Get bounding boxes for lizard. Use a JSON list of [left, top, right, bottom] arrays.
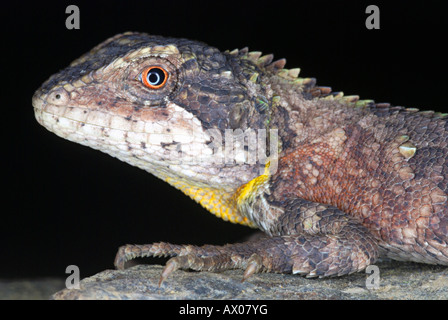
[[32, 32, 448, 285]]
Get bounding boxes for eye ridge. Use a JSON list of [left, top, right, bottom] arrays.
[[141, 66, 168, 89]]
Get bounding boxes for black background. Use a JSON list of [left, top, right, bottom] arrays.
[[1, 0, 447, 279]]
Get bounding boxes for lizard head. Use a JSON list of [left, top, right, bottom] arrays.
[[32, 33, 277, 197], [32, 32, 289, 225]]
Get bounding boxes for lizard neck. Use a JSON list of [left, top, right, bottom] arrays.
[[165, 176, 252, 226], [159, 161, 276, 229], [267, 77, 370, 151], [145, 160, 263, 227]]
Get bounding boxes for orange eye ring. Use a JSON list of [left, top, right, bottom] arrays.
[[141, 66, 168, 89]]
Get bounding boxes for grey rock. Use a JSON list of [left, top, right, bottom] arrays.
[[52, 260, 448, 300], [0, 278, 65, 300]]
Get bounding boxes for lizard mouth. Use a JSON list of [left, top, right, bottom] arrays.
[[31, 86, 215, 173], [32, 91, 52, 131], [32, 88, 77, 140]]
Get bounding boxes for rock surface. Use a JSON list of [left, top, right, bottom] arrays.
[[0, 278, 65, 300], [52, 260, 448, 300]]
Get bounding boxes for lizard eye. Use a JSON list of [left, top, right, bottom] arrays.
[[141, 66, 168, 89]]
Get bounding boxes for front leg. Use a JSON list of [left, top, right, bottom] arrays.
[[114, 199, 379, 285]]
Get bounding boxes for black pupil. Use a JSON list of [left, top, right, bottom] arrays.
[[147, 68, 165, 86]]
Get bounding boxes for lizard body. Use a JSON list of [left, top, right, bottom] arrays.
[[33, 32, 448, 282]]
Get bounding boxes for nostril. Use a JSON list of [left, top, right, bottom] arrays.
[[47, 87, 69, 105]]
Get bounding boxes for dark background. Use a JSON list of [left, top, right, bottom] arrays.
[[1, 0, 447, 279]]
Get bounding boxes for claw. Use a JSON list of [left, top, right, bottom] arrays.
[[242, 253, 263, 282], [114, 245, 136, 270], [114, 251, 126, 270], [159, 258, 178, 287]]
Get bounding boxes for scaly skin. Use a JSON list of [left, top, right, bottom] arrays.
[[33, 32, 448, 284]]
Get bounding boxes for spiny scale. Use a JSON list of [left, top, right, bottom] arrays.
[[229, 47, 378, 108], [230, 47, 447, 116]]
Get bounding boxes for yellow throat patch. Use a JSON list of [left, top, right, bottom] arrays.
[[165, 162, 271, 228]]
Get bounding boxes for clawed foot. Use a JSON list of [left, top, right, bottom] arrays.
[[157, 252, 264, 286], [114, 228, 378, 286], [114, 242, 267, 286]]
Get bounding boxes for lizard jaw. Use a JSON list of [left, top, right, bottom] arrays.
[[33, 88, 263, 226]]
